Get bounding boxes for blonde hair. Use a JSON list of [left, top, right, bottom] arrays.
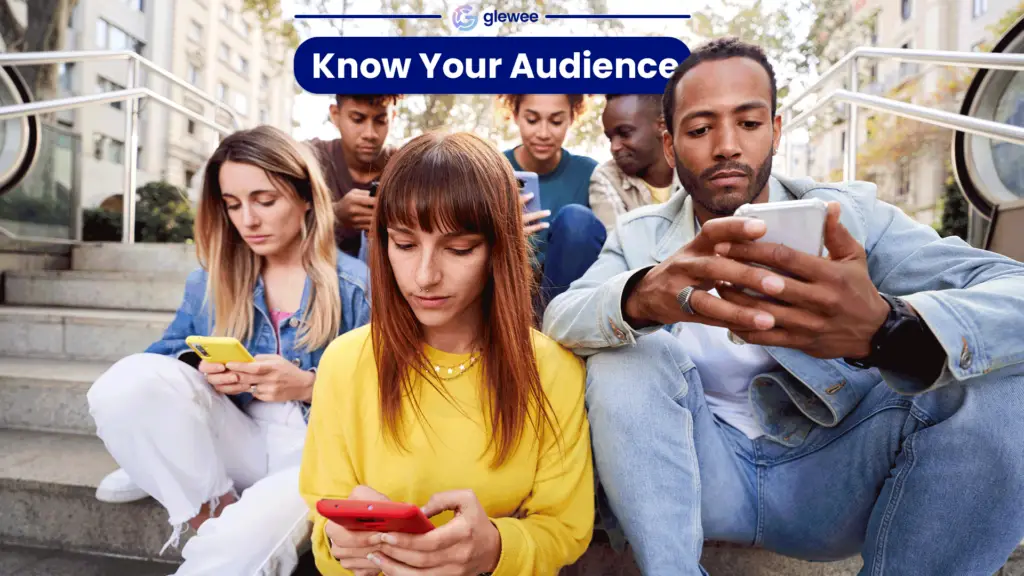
[[195, 125, 341, 351]]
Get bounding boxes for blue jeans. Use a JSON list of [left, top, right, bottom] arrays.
[[586, 330, 1024, 576], [538, 204, 606, 309]]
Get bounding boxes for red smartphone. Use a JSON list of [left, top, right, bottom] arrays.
[[317, 499, 435, 534]]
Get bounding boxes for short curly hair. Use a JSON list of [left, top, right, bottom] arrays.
[[335, 94, 402, 107], [662, 37, 777, 135], [497, 94, 588, 120]]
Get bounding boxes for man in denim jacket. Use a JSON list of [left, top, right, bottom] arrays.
[[543, 37, 1024, 575]]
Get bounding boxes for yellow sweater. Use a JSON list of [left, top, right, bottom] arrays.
[[299, 325, 594, 576]]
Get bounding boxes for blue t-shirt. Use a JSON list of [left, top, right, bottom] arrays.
[[503, 147, 598, 262]]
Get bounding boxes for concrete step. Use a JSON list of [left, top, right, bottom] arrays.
[[0, 429, 182, 562], [0, 306, 172, 362], [0, 543, 175, 575], [72, 243, 197, 274], [3, 270, 189, 312], [0, 251, 70, 272], [0, 357, 109, 435]]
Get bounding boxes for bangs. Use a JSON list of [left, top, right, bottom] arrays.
[[378, 142, 511, 241]]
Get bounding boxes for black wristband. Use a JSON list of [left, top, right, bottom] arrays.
[[846, 294, 946, 383]]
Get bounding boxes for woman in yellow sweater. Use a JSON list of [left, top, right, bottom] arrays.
[[299, 131, 594, 576]]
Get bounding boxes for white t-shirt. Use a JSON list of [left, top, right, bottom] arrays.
[[671, 289, 778, 439]]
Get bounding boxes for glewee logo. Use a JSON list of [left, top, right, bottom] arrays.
[[451, 5, 478, 31]]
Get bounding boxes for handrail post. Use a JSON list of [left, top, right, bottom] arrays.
[[845, 57, 859, 181], [122, 58, 140, 244]]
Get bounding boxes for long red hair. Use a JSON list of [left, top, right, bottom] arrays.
[[368, 131, 555, 467]]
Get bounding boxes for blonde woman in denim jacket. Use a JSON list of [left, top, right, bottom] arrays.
[[87, 126, 370, 575]]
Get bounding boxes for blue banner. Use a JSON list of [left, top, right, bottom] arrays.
[[293, 36, 690, 94]]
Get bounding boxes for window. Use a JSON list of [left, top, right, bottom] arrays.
[[96, 19, 145, 54], [219, 43, 230, 62], [189, 20, 203, 42], [187, 63, 201, 87], [260, 73, 269, 90], [217, 82, 227, 101], [95, 19, 108, 47], [237, 55, 249, 76], [234, 92, 249, 115], [897, 159, 911, 199], [974, 0, 988, 17], [185, 169, 196, 188], [93, 134, 105, 160], [97, 76, 126, 109], [125, 0, 144, 11], [259, 108, 269, 125], [840, 131, 846, 155], [187, 119, 197, 135], [241, 20, 252, 36], [972, 41, 986, 52], [109, 139, 125, 164], [221, 5, 233, 23], [58, 63, 74, 94], [901, 0, 912, 20]]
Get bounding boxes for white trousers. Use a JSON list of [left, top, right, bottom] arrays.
[[87, 353, 312, 576]]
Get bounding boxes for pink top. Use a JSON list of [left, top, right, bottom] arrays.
[[270, 310, 293, 354]]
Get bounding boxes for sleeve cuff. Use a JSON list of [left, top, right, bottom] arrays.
[[602, 267, 662, 343], [886, 291, 983, 393], [490, 517, 527, 576]]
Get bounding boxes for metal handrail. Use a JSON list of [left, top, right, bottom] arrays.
[[779, 47, 1024, 182], [0, 50, 242, 129], [0, 50, 245, 245]]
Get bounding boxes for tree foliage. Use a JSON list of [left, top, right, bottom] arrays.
[[0, 0, 79, 101], [83, 181, 195, 243]]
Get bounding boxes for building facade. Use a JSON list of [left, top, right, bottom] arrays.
[[804, 0, 1020, 226], [57, 0, 296, 208]]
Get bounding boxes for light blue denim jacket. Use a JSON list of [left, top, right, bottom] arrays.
[[543, 174, 1024, 447], [145, 251, 371, 420]]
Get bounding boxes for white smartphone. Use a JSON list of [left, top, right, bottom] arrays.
[[726, 198, 829, 345], [733, 198, 829, 260]]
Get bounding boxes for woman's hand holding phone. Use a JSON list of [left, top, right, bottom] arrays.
[[369, 489, 501, 576], [519, 192, 550, 237], [201, 355, 314, 402], [326, 486, 392, 576]]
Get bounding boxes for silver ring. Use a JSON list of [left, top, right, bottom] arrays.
[[676, 286, 697, 315], [249, 385, 258, 395]]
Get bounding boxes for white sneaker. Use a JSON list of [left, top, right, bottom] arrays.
[[95, 468, 148, 503]]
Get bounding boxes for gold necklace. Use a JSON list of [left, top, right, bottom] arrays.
[[432, 350, 481, 380]]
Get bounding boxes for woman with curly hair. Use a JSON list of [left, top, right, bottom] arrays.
[[498, 94, 607, 315]]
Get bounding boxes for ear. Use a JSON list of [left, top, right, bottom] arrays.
[[662, 129, 676, 169], [329, 103, 341, 127]]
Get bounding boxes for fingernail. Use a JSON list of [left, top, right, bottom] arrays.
[[714, 242, 730, 255], [524, 192, 534, 199], [542, 210, 552, 217], [381, 533, 397, 544], [744, 219, 766, 234], [369, 533, 383, 545], [541, 222, 550, 228], [761, 276, 785, 294], [367, 553, 381, 565], [754, 313, 775, 329]]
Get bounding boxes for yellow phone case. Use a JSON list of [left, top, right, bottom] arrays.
[[185, 336, 255, 364]]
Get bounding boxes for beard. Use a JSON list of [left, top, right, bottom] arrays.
[[675, 151, 774, 217]]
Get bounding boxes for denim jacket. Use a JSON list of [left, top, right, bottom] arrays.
[[543, 174, 1024, 447], [145, 251, 371, 419]]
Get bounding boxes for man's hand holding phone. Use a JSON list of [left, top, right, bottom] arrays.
[[714, 201, 890, 359], [336, 188, 377, 231], [369, 489, 501, 576], [623, 216, 781, 332]]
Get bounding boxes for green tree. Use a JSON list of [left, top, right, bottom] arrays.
[[0, 0, 80, 101], [939, 171, 970, 240], [83, 181, 195, 243]]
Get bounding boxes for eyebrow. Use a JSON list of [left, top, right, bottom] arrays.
[[679, 101, 769, 125], [222, 189, 277, 199], [524, 108, 566, 117]]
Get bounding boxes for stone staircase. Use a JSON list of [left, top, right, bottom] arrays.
[[0, 242, 1020, 575], [0, 243, 193, 571]]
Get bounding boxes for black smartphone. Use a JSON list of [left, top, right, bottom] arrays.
[[368, 181, 380, 197]]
